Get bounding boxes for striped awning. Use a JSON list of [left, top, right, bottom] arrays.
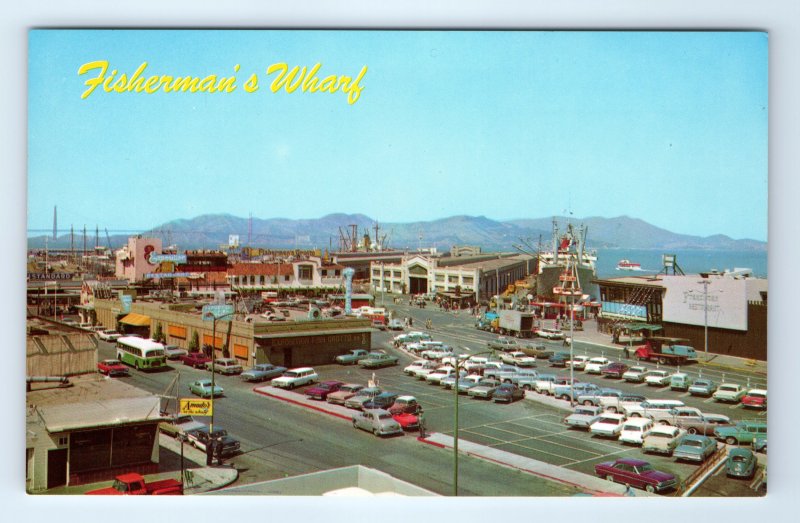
[[119, 313, 151, 326]]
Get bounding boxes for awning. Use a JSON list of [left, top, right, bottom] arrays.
[[119, 313, 152, 326], [621, 323, 662, 332], [254, 328, 372, 340]]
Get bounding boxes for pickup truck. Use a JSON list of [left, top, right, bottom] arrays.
[[634, 337, 698, 365], [185, 426, 241, 456], [334, 349, 372, 365], [85, 473, 182, 495], [158, 414, 206, 439], [535, 375, 576, 395], [359, 353, 399, 369]]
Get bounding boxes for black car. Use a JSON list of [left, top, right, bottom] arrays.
[[362, 392, 400, 410], [185, 426, 241, 457], [493, 383, 525, 403], [548, 352, 571, 367]]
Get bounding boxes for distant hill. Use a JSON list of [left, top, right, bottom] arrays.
[[28, 214, 767, 252]]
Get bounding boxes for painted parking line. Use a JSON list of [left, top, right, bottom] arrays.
[[566, 446, 637, 467]]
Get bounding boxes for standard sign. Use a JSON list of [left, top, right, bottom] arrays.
[[180, 398, 213, 416]]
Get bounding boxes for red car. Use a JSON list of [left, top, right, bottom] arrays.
[[741, 389, 767, 409], [305, 380, 345, 400], [97, 359, 129, 377], [601, 362, 630, 379], [181, 352, 212, 369], [594, 458, 677, 493], [392, 412, 420, 430], [388, 395, 421, 415]]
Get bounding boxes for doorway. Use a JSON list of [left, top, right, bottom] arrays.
[[47, 448, 68, 489]]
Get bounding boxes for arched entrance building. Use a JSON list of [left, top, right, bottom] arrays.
[[408, 263, 429, 295]]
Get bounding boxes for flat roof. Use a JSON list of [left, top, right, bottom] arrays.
[[36, 396, 163, 433], [254, 327, 373, 340]]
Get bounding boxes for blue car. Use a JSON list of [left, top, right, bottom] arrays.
[[548, 352, 570, 367], [553, 382, 600, 402]]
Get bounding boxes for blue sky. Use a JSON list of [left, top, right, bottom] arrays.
[[28, 30, 768, 241]]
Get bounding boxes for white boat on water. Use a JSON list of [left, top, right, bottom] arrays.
[[616, 259, 642, 271]]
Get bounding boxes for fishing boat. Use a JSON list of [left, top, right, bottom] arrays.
[[616, 259, 642, 271]]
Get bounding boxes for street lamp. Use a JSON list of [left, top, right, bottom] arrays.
[[452, 349, 495, 496], [203, 310, 235, 433]]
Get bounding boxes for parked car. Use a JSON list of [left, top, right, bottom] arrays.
[[651, 406, 703, 426], [305, 380, 345, 400], [752, 435, 767, 454], [334, 349, 371, 365], [590, 413, 627, 438], [741, 389, 767, 409], [645, 370, 672, 387], [619, 418, 655, 446], [601, 361, 629, 379], [548, 352, 571, 367], [622, 365, 649, 383], [188, 379, 223, 398], [642, 425, 686, 456], [97, 359, 129, 377], [563, 405, 602, 430], [352, 409, 404, 437], [344, 387, 383, 410], [487, 336, 519, 351], [360, 353, 400, 369], [205, 358, 243, 375], [493, 383, 525, 403], [554, 382, 601, 402], [392, 411, 420, 430], [426, 367, 461, 385], [387, 319, 404, 331], [325, 383, 364, 405], [537, 328, 565, 340], [445, 375, 485, 393], [712, 383, 748, 403], [675, 413, 733, 436], [669, 372, 691, 391], [600, 393, 648, 414], [468, 378, 501, 399], [362, 392, 400, 411], [181, 352, 212, 369], [577, 388, 622, 407], [185, 426, 240, 456], [688, 378, 717, 397], [566, 355, 589, 370], [240, 363, 288, 382], [97, 329, 122, 342], [163, 345, 188, 360], [404, 360, 437, 376], [388, 395, 421, 415], [270, 367, 318, 389], [594, 458, 678, 493], [714, 420, 767, 445], [499, 351, 537, 367], [584, 357, 610, 374], [726, 448, 757, 479], [158, 414, 205, 439], [673, 435, 718, 462]]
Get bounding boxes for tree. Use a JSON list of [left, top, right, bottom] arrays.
[[189, 331, 199, 352], [153, 323, 165, 344]]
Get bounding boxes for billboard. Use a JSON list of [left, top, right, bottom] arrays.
[[661, 276, 747, 331], [180, 398, 213, 416]]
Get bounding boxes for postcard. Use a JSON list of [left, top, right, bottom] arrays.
[[25, 29, 767, 500]]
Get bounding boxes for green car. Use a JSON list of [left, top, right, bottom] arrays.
[[359, 353, 399, 369], [713, 420, 767, 445], [726, 448, 757, 478], [189, 379, 224, 398]]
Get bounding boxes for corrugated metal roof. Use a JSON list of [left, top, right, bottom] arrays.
[[119, 312, 151, 326], [37, 396, 163, 433]]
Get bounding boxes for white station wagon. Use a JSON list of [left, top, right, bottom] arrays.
[[270, 367, 318, 389]]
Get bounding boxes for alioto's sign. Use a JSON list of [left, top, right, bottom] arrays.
[[180, 398, 213, 416]]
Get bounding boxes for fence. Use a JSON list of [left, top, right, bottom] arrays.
[[676, 445, 728, 496]]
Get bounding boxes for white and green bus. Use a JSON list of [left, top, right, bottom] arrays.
[[116, 336, 168, 370]]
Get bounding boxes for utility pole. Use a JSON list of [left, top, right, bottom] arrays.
[[698, 279, 710, 355]]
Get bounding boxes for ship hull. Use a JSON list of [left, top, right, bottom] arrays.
[[536, 265, 598, 301]]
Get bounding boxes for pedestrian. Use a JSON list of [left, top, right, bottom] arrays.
[[205, 438, 215, 466], [418, 407, 426, 438], [215, 437, 225, 466], [409, 317, 413, 327], [624, 484, 635, 497], [623, 346, 630, 359]]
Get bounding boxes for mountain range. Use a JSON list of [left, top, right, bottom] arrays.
[[30, 214, 767, 252]]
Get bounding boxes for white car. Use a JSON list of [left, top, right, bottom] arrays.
[[584, 357, 610, 374], [566, 355, 589, 370], [622, 365, 649, 383], [403, 360, 435, 376], [645, 370, 672, 387], [500, 351, 537, 367], [97, 329, 121, 341], [426, 367, 460, 385], [413, 364, 451, 380], [712, 383, 748, 403], [642, 425, 686, 455], [421, 347, 454, 360], [270, 367, 318, 389], [537, 328, 565, 340], [589, 413, 627, 437], [619, 418, 655, 445]]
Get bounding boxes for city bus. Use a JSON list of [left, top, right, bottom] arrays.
[[115, 336, 168, 370]]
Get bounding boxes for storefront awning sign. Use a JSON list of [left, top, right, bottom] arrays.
[[180, 398, 213, 416]]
